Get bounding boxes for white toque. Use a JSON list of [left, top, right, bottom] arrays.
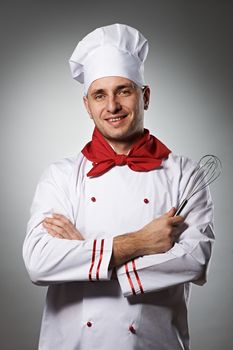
[[69, 23, 148, 94]]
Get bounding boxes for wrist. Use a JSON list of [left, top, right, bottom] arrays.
[[110, 230, 144, 268], [130, 229, 145, 257]]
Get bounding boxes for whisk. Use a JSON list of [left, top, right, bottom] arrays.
[[175, 154, 222, 216]]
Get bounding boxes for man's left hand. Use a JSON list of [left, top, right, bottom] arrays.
[[43, 214, 84, 240]]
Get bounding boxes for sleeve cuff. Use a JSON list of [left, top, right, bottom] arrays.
[[117, 259, 145, 297], [88, 238, 113, 281]]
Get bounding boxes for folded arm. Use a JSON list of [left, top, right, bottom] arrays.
[[23, 162, 113, 285], [115, 165, 215, 296], [23, 157, 214, 294]]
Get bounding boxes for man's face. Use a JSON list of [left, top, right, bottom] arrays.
[[83, 76, 150, 145]]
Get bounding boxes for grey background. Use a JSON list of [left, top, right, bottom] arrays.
[[0, 1, 232, 349]]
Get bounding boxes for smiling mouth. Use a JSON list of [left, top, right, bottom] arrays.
[[106, 115, 128, 123]]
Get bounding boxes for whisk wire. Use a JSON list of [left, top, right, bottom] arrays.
[[189, 160, 216, 198], [175, 155, 222, 215]]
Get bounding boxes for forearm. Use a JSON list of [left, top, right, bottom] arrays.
[[110, 208, 183, 268], [117, 224, 215, 297], [110, 229, 168, 268], [23, 223, 113, 285], [115, 192, 214, 297], [109, 231, 143, 268], [32, 206, 183, 282]]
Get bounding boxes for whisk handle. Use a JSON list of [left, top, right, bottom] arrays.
[[175, 199, 188, 216]]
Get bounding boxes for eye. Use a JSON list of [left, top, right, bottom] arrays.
[[118, 88, 131, 96], [94, 94, 105, 101]]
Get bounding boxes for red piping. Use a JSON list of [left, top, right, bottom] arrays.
[[96, 239, 104, 280], [89, 239, 97, 281]]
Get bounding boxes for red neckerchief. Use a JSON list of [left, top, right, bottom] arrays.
[[82, 127, 171, 177]]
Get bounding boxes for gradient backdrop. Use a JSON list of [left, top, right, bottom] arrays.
[[0, 1, 232, 349]]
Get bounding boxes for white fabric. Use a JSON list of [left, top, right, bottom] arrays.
[[69, 23, 148, 93], [23, 152, 214, 350]]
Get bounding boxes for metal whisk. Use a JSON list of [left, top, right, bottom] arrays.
[[175, 155, 222, 216]]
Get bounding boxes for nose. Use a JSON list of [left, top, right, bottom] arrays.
[[106, 95, 122, 114]]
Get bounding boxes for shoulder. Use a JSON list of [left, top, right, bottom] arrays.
[[161, 153, 198, 187], [163, 152, 197, 173], [39, 153, 86, 183]]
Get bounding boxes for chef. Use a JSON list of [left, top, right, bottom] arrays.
[[23, 23, 214, 350]]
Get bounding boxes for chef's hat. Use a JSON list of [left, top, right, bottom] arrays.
[[69, 23, 148, 94]]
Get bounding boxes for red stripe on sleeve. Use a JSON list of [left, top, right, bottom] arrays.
[[89, 239, 97, 281], [132, 259, 144, 294], [125, 263, 136, 295], [96, 239, 104, 280]]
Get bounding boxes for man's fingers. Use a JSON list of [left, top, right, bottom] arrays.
[[51, 214, 76, 233], [45, 227, 64, 239], [163, 208, 184, 225], [44, 217, 74, 238], [163, 207, 176, 218], [43, 216, 84, 240], [44, 217, 69, 229], [171, 215, 184, 226], [52, 214, 72, 226], [43, 221, 68, 237]]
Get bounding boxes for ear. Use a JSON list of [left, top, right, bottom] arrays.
[[83, 96, 93, 119], [143, 86, 150, 110]]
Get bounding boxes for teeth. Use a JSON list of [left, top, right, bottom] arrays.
[[109, 117, 124, 122]]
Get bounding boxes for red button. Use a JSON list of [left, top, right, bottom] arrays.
[[91, 197, 96, 202], [144, 198, 149, 204], [129, 325, 136, 334], [87, 321, 92, 327]]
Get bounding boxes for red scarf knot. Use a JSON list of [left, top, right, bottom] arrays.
[[82, 127, 171, 177], [115, 154, 128, 166]]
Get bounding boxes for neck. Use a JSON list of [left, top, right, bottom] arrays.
[[105, 130, 145, 155]]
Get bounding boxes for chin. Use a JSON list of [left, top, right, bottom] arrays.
[[107, 130, 137, 144], [107, 127, 129, 137]]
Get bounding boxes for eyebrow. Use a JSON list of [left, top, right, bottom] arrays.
[[90, 89, 105, 97], [90, 83, 136, 97]]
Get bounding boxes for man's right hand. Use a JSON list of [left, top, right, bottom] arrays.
[[137, 207, 184, 256]]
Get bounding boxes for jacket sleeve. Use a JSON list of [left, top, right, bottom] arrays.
[[23, 158, 113, 286], [116, 156, 215, 297]]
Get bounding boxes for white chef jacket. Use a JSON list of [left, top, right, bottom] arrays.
[[23, 152, 214, 350]]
